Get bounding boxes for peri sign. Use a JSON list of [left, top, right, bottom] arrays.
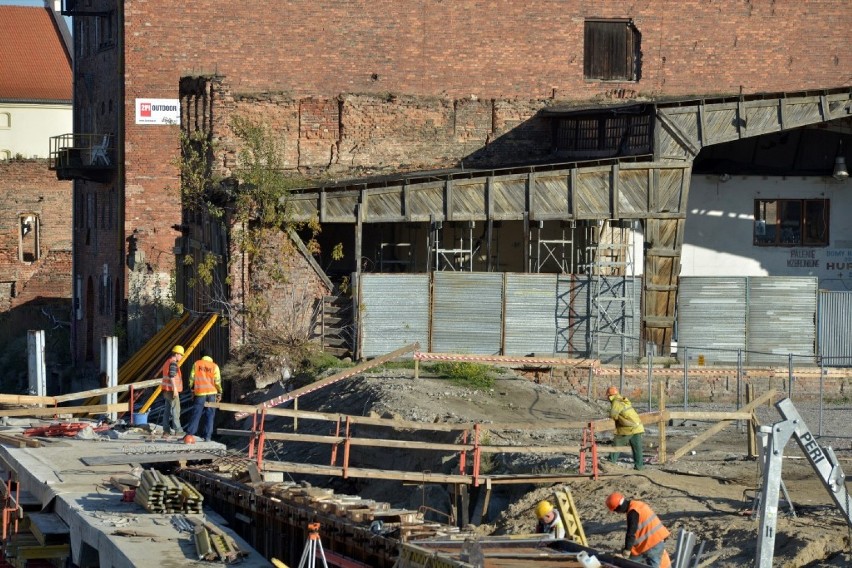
[[135, 98, 180, 125]]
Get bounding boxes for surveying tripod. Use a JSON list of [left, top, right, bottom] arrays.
[[297, 522, 329, 568]]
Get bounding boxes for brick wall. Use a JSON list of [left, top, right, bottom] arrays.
[[0, 160, 72, 308], [127, 1, 850, 100]]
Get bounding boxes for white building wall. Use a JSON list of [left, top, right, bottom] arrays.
[[0, 103, 72, 159], [682, 175, 852, 290]]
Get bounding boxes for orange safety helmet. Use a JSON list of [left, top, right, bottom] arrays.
[[606, 385, 619, 397], [182, 433, 196, 445], [606, 492, 625, 512]]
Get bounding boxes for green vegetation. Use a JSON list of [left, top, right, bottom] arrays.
[[430, 362, 494, 389]]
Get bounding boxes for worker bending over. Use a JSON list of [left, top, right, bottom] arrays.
[[606, 385, 645, 470], [534, 500, 566, 539], [606, 492, 671, 568]]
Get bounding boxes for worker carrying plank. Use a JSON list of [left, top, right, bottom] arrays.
[[606, 492, 671, 568], [606, 386, 645, 470]]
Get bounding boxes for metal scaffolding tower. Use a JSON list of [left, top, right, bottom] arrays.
[[586, 220, 637, 364]]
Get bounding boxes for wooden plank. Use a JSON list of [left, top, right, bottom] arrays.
[[0, 394, 55, 405], [0, 403, 128, 418], [53, 378, 161, 404], [671, 390, 777, 461], [667, 411, 753, 421], [28, 513, 69, 546]]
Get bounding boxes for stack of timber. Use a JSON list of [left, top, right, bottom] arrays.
[[261, 482, 456, 542], [188, 517, 248, 563], [135, 469, 203, 513]]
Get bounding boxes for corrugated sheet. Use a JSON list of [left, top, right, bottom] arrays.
[[432, 272, 503, 354], [503, 274, 558, 356], [360, 274, 430, 358], [818, 291, 852, 367], [747, 277, 816, 365], [677, 277, 747, 365]]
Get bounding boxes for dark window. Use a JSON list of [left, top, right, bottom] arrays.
[[754, 199, 829, 247], [97, 13, 114, 50], [584, 20, 640, 81]]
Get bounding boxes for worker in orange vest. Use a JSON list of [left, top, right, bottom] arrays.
[[606, 492, 671, 568], [185, 349, 222, 442], [160, 345, 185, 436]]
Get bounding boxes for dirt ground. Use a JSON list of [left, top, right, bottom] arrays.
[[236, 367, 852, 567]]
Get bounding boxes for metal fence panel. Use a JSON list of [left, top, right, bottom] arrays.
[[360, 274, 430, 358], [818, 291, 852, 367], [503, 274, 558, 356], [677, 277, 747, 365], [747, 277, 817, 365], [432, 272, 503, 354]]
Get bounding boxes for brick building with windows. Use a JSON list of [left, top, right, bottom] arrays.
[[0, 4, 73, 390], [54, 1, 851, 371]]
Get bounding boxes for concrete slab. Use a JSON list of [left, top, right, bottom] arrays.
[[0, 431, 272, 567]]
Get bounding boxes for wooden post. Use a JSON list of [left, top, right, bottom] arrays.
[[658, 380, 667, 464], [746, 384, 756, 458], [293, 397, 299, 432], [414, 356, 420, 379]]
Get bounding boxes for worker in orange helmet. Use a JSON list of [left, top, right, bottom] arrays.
[[606, 385, 645, 470], [606, 492, 671, 568], [160, 345, 185, 436], [533, 500, 565, 539]]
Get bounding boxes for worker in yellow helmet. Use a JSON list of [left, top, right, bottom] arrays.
[[160, 345, 185, 436], [606, 385, 645, 470], [185, 349, 222, 442], [534, 500, 565, 539]]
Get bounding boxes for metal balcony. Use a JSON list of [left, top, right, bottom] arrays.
[[49, 133, 116, 182]]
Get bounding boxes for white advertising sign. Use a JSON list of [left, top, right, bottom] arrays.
[[135, 98, 180, 125]]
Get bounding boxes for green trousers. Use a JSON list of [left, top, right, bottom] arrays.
[[611, 433, 644, 470]]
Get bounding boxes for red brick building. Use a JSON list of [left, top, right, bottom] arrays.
[[55, 1, 851, 367]]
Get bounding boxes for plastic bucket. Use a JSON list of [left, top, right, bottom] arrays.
[[132, 412, 149, 425]]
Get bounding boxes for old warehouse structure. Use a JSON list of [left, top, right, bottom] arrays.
[[49, 1, 851, 375]]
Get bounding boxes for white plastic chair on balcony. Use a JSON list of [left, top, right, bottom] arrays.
[[90, 135, 111, 166]]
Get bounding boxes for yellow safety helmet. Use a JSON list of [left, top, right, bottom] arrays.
[[535, 500, 554, 519], [172, 345, 185, 355]]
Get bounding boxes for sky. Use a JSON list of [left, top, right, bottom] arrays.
[[1, 0, 73, 30]]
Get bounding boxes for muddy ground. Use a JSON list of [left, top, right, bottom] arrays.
[[233, 367, 852, 567]]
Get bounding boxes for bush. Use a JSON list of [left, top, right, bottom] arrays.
[[430, 362, 494, 389]]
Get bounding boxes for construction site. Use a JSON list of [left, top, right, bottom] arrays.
[[0, 312, 850, 568]]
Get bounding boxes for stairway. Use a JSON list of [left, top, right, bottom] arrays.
[[313, 295, 354, 358]]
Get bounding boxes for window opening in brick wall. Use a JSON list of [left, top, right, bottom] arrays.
[[584, 19, 641, 81], [0, 112, 10, 129], [754, 198, 829, 246], [19, 214, 39, 262], [0, 150, 10, 161], [85, 276, 94, 361]]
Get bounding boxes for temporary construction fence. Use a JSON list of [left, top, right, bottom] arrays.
[[357, 273, 852, 369]]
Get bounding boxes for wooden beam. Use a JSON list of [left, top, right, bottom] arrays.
[[53, 378, 161, 403], [0, 403, 128, 418], [667, 411, 754, 421], [671, 390, 777, 461]]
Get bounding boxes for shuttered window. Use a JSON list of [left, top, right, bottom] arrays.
[[584, 20, 640, 81]]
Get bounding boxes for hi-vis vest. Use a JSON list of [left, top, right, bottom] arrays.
[[191, 357, 219, 395], [628, 500, 670, 558], [161, 354, 183, 392]]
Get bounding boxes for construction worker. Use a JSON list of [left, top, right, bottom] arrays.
[[534, 500, 566, 539], [185, 349, 222, 442], [606, 385, 645, 470], [160, 345, 185, 436], [606, 492, 671, 568]]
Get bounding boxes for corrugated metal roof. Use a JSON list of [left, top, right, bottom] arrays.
[[0, 6, 71, 102]]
